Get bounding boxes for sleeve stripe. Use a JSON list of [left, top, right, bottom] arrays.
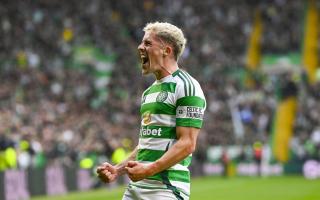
[[187, 73, 196, 96], [180, 71, 195, 96], [177, 74, 188, 96], [179, 71, 193, 96]]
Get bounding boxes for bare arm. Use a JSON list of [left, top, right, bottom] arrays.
[[126, 126, 200, 181], [151, 126, 199, 173]]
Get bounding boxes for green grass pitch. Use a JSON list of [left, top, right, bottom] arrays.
[[31, 176, 320, 200]]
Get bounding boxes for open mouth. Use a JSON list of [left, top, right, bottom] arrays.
[[141, 54, 149, 66]]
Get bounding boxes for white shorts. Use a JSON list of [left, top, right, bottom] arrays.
[[122, 184, 189, 200]]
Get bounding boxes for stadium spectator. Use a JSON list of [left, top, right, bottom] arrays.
[[0, 0, 316, 175]]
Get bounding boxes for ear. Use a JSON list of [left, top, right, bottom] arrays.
[[163, 46, 172, 57]]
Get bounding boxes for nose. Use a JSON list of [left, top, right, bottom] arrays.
[[138, 42, 144, 52]]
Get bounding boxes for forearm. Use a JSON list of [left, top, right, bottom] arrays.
[[125, 127, 200, 182], [150, 138, 194, 175], [115, 146, 138, 175]]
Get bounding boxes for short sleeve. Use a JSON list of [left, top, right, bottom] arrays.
[[176, 95, 206, 128]]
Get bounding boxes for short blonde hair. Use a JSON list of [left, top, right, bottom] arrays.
[[143, 22, 187, 61]]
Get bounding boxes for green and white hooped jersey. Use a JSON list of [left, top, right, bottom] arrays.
[[130, 69, 206, 198]]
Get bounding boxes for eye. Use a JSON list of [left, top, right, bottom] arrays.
[[144, 40, 152, 46]]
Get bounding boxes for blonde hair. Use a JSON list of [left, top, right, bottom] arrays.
[[143, 22, 187, 61]]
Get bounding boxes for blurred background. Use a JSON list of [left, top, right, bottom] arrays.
[[0, 0, 320, 199]]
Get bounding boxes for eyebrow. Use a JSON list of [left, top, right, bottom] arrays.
[[142, 35, 165, 48], [143, 38, 151, 43]]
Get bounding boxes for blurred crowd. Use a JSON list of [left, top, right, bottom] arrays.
[[0, 0, 319, 171]]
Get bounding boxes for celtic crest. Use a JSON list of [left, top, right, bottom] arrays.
[[156, 91, 168, 102]]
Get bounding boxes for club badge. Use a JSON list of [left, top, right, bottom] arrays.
[[156, 91, 168, 102]]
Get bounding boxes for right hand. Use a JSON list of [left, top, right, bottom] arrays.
[[96, 162, 118, 183]]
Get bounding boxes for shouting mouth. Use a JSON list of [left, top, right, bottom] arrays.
[[140, 54, 149, 68]]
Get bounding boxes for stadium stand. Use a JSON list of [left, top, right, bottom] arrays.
[[0, 0, 319, 179]]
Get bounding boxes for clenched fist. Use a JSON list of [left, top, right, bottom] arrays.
[[96, 162, 118, 183], [125, 161, 155, 182]]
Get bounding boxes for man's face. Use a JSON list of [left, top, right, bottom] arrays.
[[138, 31, 164, 75]]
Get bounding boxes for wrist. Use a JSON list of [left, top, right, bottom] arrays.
[[115, 164, 123, 175], [148, 161, 160, 176]]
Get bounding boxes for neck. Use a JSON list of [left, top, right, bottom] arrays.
[[154, 61, 179, 80]]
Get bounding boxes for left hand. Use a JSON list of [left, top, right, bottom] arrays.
[[125, 161, 155, 182]]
